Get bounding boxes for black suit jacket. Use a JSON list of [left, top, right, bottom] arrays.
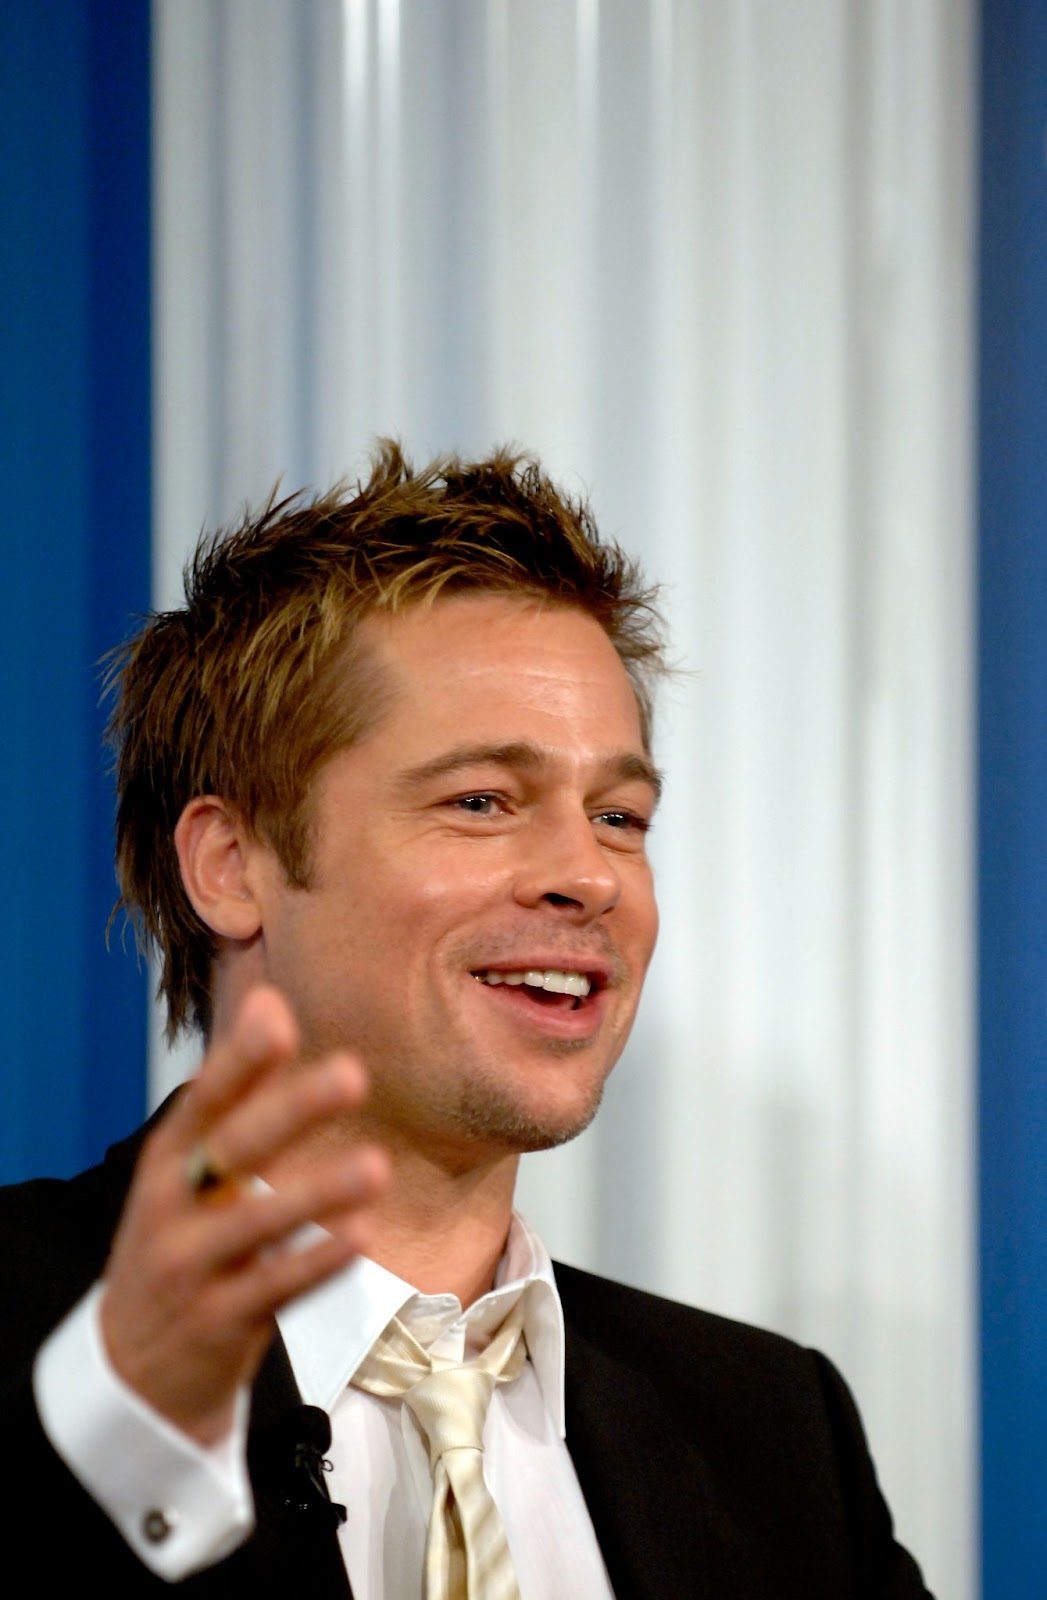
[[0, 1117, 932, 1597]]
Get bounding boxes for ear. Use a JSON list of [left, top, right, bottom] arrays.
[[174, 797, 263, 941]]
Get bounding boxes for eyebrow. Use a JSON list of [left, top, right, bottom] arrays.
[[398, 741, 664, 803]]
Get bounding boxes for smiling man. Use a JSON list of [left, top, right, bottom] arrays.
[[222, 598, 660, 1170], [0, 444, 930, 1596]]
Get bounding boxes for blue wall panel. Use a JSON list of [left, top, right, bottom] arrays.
[[979, 1, 1047, 1592], [0, 1, 150, 1181]]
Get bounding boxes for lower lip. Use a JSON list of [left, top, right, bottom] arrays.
[[470, 978, 607, 1040]]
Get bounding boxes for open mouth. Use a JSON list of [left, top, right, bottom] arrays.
[[471, 968, 598, 1012]]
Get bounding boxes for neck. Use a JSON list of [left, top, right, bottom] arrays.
[[363, 1148, 521, 1306], [265, 1119, 521, 1308]]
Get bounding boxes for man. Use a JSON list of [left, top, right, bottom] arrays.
[[0, 443, 931, 1595]]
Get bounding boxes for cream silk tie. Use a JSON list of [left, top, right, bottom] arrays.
[[351, 1300, 528, 1600]]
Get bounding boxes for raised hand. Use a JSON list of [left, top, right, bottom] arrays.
[[99, 985, 389, 1446]]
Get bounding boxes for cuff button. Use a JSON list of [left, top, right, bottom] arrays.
[[142, 1508, 175, 1544]]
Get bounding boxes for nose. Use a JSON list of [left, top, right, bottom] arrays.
[[512, 809, 622, 921]]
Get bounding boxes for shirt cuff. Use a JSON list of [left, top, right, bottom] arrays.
[[33, 1281, 254, 1580]]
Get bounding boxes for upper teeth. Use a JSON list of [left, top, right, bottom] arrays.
[[478, 969, 592, 998]]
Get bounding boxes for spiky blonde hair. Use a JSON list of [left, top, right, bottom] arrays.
[[108, 440, 665, 1038]]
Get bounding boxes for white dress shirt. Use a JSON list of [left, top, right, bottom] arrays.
[[35, 1214, 615, 1598]]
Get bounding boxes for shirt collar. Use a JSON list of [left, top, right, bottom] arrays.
[[275, 1211, 567, 1436]]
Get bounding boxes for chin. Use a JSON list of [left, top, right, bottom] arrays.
[[452, 1084, 605, 1154]]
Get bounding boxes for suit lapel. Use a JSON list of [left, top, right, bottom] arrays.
[[563, 1314, 712, 1599]]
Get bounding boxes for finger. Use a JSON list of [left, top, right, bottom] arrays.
[[206, 1225, 376, 1328], [109, 1142, 384, 1314], [182, 1051, 370, 1192], [180, 1144, 391, 1276], [171, 1049, 369, 1203], [143, 1148, 390, 1349], [164, 986, 302, 1148]]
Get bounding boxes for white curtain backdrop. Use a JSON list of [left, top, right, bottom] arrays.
[[152, 4, 976, 1594]]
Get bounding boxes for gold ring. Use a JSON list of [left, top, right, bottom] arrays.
[[185, 1141, 228, 1198]]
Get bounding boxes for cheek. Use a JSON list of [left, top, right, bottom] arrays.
[[386, 848, 510, 916], [623, 860, 658, 935], [642, 883, 660, 943]]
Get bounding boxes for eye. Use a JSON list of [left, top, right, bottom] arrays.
[[451, 793, 507, 817], [594, 809, 652, 836]]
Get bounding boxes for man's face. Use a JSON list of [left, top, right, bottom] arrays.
[[250, 594, 660, 1164]]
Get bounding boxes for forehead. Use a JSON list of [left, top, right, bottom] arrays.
[[354, 595, 647, 759]]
